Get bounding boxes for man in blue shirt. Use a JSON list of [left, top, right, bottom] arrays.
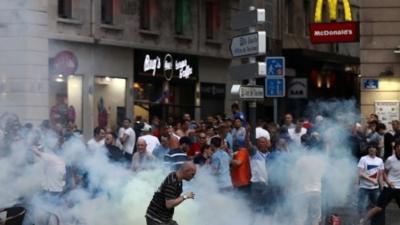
[[210, 136, 232, 191]]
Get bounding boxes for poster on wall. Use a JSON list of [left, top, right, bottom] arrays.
[[375, 101, 400, 131]]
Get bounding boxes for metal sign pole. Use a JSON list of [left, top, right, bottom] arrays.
[[273, 98, 278, 124], [248, 6, 257, 144]]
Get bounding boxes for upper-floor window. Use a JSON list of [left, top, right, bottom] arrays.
[[286, 0, 294, 34], [175, 0, 191, 35], [101, 0, 114, 24], [304, 0, 311, 36], [205, 1, 220, 40], [140, 0, 158, 30], [58, 0, 72, 19]]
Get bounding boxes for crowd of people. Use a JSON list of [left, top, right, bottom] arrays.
[[0, 103, 399, 225]]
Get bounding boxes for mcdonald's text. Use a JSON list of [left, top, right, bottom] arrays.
[[309, 22, 358, 44]]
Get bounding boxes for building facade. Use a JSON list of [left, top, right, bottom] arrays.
[[0, 0, 364, 139], [279, 0, 360, 119], [360, 0, 400, 128], [0, 0, 239, 139]]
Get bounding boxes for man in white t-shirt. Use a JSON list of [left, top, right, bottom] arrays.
[[361, 141, 400, 224], [119, 118, 136, 159], [32, 143, 66, 193], [291, 151, 326, 225], [140, 123, 160, 154], [357, 145, 384, 217], [288, 119, 307, 145], [87, 127, 105, 152]]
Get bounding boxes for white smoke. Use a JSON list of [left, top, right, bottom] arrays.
[[0, 99, 361, 225]]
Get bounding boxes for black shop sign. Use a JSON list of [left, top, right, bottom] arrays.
[[135, 50, 198, 81]]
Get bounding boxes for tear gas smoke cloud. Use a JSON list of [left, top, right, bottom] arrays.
[[0, 99, 360, 225]]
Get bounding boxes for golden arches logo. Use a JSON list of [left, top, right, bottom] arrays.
[[314, 0, 352, 23]]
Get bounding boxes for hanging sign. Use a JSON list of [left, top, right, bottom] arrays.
[[310, 0, 358, 44]]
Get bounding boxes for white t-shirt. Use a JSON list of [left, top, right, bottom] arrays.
[[288, 127, 307, 145], [385, 155, 400, 189], [292, 154, 326, 194], [140, 134, 160, 154], [87, 138, 105, 152], [357, 155, 384, 189], [116, 127, 125, 149], [250, 150, 269, 184], [40, 152, 66, 192], [122, 127, 136, 154]]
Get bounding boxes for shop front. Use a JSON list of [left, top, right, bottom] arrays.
[[133, 50, 198, 121], [49, 41, 133, 139], [281, 49, 360, 118]]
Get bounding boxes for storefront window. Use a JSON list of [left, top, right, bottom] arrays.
[[49, 74, 83, 130], [94, 76, 126, 130]]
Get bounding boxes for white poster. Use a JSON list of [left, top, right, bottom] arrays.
[[375, 101, 400, 131]]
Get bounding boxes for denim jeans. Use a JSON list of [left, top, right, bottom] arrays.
[[358, 188, 379, 213]]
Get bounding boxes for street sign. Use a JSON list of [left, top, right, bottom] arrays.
[[230, 62, 266, 80], [266, 56, 285, 76], [362, 79, 379, 90], [231, 9, 265, 30], [265, 77, 285, 97], [239, 85, 264, 100], [288, 78, 307, 99], [230, 31, 266, 58]]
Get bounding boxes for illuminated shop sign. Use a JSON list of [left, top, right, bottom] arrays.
[[143, 53, 194, 80], [309, 0, 359, 44]]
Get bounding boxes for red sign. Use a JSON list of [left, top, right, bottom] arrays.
[[52, 51, 78, 75], [309, 22, 358, 44]]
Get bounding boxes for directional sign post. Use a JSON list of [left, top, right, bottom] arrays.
[[265, 77, 285, 97], [230, 6, 266, 144], [230, 62, 266, 81], [230, 32, 266, 58], [231, 9, 265, 30]]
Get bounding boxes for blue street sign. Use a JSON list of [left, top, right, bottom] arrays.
[[265, 77, 285, 97], [362, 79, 379, 90], [266, 56, 285, 76]]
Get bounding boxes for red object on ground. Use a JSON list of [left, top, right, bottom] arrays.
[[330, 214, 341, 225]]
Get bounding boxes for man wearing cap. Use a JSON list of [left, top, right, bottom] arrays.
[[140, 123, 160, 154]]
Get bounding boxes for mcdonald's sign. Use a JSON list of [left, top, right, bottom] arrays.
[[309, 0, 359, 44]]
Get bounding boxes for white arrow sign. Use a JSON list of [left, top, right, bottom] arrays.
[[230, 31, 266, 58]]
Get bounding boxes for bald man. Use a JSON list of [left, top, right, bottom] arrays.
[[146, 162, 197, 225]]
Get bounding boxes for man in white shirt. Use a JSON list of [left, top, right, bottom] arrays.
[[249, 134, 271, 213], [140, 123, 160, 154], [357, 145, 384, 217], [87, 127, 105, 152], [119, 118, 136, 159], [288, 119, 307, 145], [291, 151, 326, 225], [361, 141, 400, 224], [32, 140, 66, 193]]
